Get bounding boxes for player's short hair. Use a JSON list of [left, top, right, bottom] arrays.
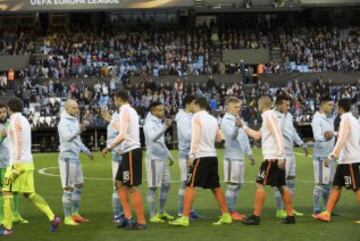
[[320, 95, 333, 104], [183, 95, 195, 108], [8, 97, 23, 113], [194, 97, 209, 110], [225, 97, 240, 106], [337, 98, 352, 112], [276, 94, 292, 105], [0, 103, 7, 109], [149, 101, 163, 111], [114, 90, 129, 102], [65, 99, 77, 108], [258, 96, 272, 109]]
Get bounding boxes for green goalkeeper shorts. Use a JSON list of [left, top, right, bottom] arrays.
[[2, 163, 35, 193]]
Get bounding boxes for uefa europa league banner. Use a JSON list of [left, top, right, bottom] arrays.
[[0, 0, 193, 11]]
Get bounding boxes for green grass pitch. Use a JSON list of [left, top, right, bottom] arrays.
[[5, 148, 360, 241]]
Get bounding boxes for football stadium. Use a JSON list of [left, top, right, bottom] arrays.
[[0, 0, 359, 240]]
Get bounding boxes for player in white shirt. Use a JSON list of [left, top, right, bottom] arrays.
[[169, 97, 232, 227], [0, 98, 60, 236], [240, 96, 296, 225], [102, 90, 146, 230], [313, 98, 360, 223]]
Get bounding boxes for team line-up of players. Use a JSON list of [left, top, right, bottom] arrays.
[[0, 91, 359, 234]]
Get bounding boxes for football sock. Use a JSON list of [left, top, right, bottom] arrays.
[[117, 186, 132, 219], [213, 187, 228, 214], [313, 184, 322, 213], [112, 189, 123, 217], [253, 189, 266, 216], [177, 182, 186, 214], [326, 189, 341, 214], [146, 187, 157, 218], [62, 191, 72, 217], [131, 189, 146, 225], [0, 194, 3, 221], [183, 187, 195, 217], [281, 190, 294, 216], [273, 186, 283, 210], [356, 190, 360, 203], [28, 193, 55, 221], [286, 179, 296, 198], [322, 184, 331, 207], [12, 192, 20, 215], [159, 184, 170, 214], [226, 184, 241, 212], [72, 187, 83, 214], [2, 195, 13, 230]]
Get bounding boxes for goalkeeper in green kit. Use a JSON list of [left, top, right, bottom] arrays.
[[0, 103, 27, 225]]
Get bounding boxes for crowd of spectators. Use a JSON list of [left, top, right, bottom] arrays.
[[1, 16, 360, 151], [280, 26, 360, 72], [16, 77, 118, 128], [13, 73, 360, 129], [35, 24, 359, 76], [0, 29, 35, 55], [9, 72, 360, 151], [36, 25, 211, 79], [1, 22, 358, 81]]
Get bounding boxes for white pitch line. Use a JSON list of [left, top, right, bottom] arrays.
[[294, 151, 313, 158], [38, 166, 314, 184], [38, 166, 113, 181]]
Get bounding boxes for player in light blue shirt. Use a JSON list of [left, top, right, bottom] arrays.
[[311, 96, 336, 215], [143, 101, 174, 223], [58, 100, 94, 226], [101, 110, 124, 223], [221, 97, 255, 221], [175, 95, 201, 219], [273, 95, 308, 218]]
